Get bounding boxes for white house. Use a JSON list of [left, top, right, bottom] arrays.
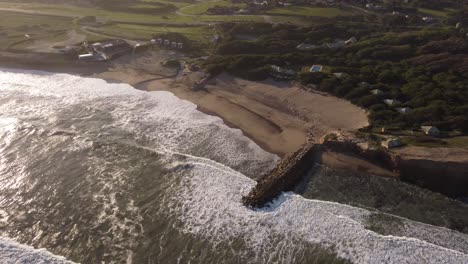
[[297, 43, 319, 50], [384, 99, 401, 106], [396, 107, 411, 114], [345, 37, 357, 45], [421, 126, 440, 137], [333, 72, 345, 78], [78, 53, 94, 61], [370, 89, 384, 95]]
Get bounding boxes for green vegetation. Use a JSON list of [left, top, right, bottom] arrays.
[[417, 7, 450, 17], [267, 6, 352, 17], [204, 18, 468, 133], [0, 11, 74, 49], [180, 0, 245, 15]]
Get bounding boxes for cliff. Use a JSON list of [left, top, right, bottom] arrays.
[[243, 134, 468, 208]]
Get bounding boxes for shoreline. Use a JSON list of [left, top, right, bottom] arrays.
[[0, 51, 369, 157]]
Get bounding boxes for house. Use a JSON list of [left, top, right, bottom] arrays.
[[323, 40, 346, 49], [421, 126, 440, 137], [163, 39, 170, 46], [270, 65, 296, 80], [384, 99, 401, 106], [296, 43, 319, 51], [382, 138, 403, 149], [422, 16, 435, 23], [171, 42, 177, 48], [370, 89, 384, 95], [345, 37, 357, 45], [396, 107, 411, 114], [359, 82, 371, 88], [177, 43, 183, 49], [78, 53, 94, 61], [92, 42, 102, 49], [78, 52, 107, 62], [333, 72, 345, 78]]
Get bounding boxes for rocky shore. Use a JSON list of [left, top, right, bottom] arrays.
[[242, 138, 321, 208], [243, 133, 468, 208]]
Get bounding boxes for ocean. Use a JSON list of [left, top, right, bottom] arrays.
[[0, 68, 467, 264]]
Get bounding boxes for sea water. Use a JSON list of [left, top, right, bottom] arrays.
[[0, 68, 467, 264]]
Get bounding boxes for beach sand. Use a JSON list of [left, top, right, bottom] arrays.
[[1, 50, 368, 156], [140, 73, 369, 156]]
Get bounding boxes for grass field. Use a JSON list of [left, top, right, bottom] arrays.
[[0, 11, 74, 49], [267, 6, 352, 17], [95, 23, 214, 42], [179, 0, 246, 15], [418, 7, 450, 18], [0, 2, 259, 24]]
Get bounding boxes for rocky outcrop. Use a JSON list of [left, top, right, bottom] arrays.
[[243, 134, 468, 209], [322, 139, 468, 198], [242, 141, 321, 208], [398, 159, 468, 198]]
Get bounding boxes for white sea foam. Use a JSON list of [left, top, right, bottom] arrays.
[[173, 154, 468, 263], [0, 237, 74, 264], [0, 68, 468, 264]]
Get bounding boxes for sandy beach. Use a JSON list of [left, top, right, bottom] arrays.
[[90, 59, 369, 156], [1, 50, 369, 156], [140, 73, 369, 156]]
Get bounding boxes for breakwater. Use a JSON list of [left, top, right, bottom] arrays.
[[242, 140, 321, 208]]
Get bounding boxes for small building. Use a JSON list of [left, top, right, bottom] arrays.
[[384, 99, 401, 106], [297, 43, 319, 51], [422, 16, 435, 23], [270, 65, 296, 80], [382, 138, 403, 149], [78, 53, 94, 61], [171, 42, 177, 48], [370, 89, 384, 96], [421, 126, 440, 137], [333, 72, 345, 78], [396, 107, 411, 114], [324, 40, 345, 49], [92, 42, 102, 48], [78, 52, 107, 62], [163, 39, 170, 46], [359, 82, 371, 88], [345, 37, 357, 45], [177, 42, 183, 49]]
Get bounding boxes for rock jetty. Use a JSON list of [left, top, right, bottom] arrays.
[[242, 139, 321, 208]]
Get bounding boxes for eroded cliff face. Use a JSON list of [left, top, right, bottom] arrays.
[[323, 139, 468, 199], [398, 159, 468, 198], [243, 135, 468, 209]]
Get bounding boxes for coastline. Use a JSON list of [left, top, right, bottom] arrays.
[[0, 51, 369, 157]]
